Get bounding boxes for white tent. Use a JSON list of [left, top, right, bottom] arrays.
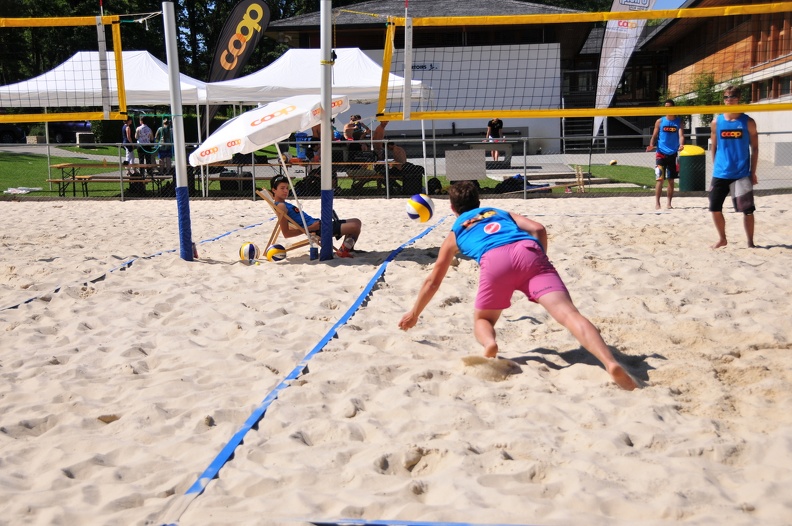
[[205, 47, 425, 105], [0, 50, 207, 107]]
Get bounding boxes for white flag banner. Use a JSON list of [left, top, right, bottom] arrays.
[[593, 0, 657, 137]]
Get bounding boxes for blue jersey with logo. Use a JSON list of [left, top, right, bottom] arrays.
[[274, 200, 318, 227], [713, 113, 751, 180], [657, 116, 682, 155], [451, 207, 539, 263]]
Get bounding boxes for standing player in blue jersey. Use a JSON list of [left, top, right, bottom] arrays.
[[647, 100, 685, 210], [709, 85, 759, 248], [398, 181, 637, 391]]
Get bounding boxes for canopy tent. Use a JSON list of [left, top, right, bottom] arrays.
[[0, 50, 207, 107], [204, 47, 426, 105]]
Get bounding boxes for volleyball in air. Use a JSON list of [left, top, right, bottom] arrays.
[[406, 194, 435, 223], [239, 242, 260, 262], [266, 244, 287, 262]]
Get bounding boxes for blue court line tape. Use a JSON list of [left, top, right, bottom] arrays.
[[309, 520, 538, 526], [164, 217, 448, 524], [0, 219, 269, 312]]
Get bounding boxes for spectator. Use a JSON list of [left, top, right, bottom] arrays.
[[372, 120, 389, 160], [121, 117, 135, 175], [486, 117, 504, 161], [154, 118, 173, 175], [135, 117, 155, 177]]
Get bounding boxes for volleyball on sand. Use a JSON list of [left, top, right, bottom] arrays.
[[406, 194, 435, 223], [239, 242, 260, 262], [266, 244, 287, 262]]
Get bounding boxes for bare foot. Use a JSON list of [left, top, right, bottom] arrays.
[[667, 204, 674, 209], [484, 342, 498, 358], [655, 203, 661, 210], [748, 242, 756, 248], [608, 364, 637, 391], [711, 239, 728, 249]]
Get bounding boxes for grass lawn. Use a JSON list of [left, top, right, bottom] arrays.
[[1, 149, 655, 199], [0, 146, 285, 198]]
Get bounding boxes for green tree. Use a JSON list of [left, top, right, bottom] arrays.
[[690, 72, 719, 126]]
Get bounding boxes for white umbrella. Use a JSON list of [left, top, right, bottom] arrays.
[[188, 93, 349, 166]]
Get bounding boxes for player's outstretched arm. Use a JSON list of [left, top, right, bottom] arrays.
[[399, 234, 458, 330]]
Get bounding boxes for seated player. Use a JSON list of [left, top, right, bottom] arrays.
[[270, 174, 362, 258]]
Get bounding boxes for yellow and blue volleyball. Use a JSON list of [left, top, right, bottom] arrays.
[[239, 242, 260, 262], [406, 194, 435, 223], [266, 244, 287, 262]]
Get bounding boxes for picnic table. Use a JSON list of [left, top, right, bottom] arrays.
[[48, 162, 163, 198]]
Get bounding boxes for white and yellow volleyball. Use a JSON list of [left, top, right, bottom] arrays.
[[406, 194, 435, 223], [239, 242, 260, 262], [266, 244, 287, 262]]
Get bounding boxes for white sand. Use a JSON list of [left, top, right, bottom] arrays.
[[1, 194, 791, 526]]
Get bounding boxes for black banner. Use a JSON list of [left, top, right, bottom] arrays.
[[209, 0, 270, 83], [203, 0, 271, 129]]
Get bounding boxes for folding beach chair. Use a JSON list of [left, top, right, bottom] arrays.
[[255, 188, 319, 254]]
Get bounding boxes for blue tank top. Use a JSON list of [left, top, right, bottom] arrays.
[[274, 200, 318, 227], [657, 116, 681, 155], [451, 207, 539, 263], [713, 114, 751, 180]]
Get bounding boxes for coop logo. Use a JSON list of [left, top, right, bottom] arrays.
[[662, 125, 678, 133], [483, 223, 501, 235], [200, 146, 219, 157], [219, 2, 266, 71], [227, 139, 242, 147], [617, 20, 639, 29], [720, 130, 744, 139], [620, 0, 650, 7], [250, 105, 297, 127], [310, 98, 346, 117]]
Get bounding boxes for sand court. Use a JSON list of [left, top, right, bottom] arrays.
[[1, 195, 791, 525]]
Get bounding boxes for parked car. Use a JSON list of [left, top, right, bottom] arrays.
[[0, 123, 26, 144], [46, 121, 92, 143]]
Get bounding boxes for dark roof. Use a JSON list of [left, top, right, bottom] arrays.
[[269, 0, 581, 29]]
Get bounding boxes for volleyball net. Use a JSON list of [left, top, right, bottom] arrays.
[[378, 3, 792, 122], [0, 15, 127, 124]]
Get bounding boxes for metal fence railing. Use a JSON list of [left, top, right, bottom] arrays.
[[2, 132, 790, 200]]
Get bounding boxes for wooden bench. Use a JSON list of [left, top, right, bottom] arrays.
[[49, 162, 166, 197]]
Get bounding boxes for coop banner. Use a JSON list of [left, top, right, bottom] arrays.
[[209, 0, 270, 82], [593, 0, 657, 137]]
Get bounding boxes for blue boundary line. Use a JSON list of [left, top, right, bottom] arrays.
[[0, 220, 269, 312], [167, 218, 447, 523], [308, 520, 538, 526]]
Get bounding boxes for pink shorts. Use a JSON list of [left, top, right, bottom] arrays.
[[475, 239, 568, 310]]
